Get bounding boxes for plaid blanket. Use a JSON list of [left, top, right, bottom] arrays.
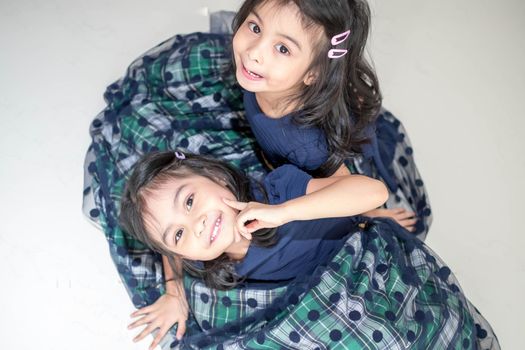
[[82, 32, 497, 349]]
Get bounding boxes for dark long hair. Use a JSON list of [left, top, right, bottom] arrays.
[[119, 151, 277, 290], [233, 0, 382, 176]]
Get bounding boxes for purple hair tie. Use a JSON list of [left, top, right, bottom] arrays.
[[328, 29, 351, 59], [174, 151, 186, 160]]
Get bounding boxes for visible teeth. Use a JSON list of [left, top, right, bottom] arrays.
[[247, 69, 261, 78], [210, 216, 221, 242]]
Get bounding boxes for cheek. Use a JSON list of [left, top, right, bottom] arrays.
[[232, 33, 243, 54]]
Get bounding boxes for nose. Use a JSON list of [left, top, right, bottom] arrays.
[[193, 214, 207, 238], [247, 42, 263, 64]]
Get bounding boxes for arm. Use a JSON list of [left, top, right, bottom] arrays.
[[363, 207, 417, 232], [333, 164, 418, 232], [291, 173, 388, 220], [128, 255, 189, 350], [225, 172, 388, 234]]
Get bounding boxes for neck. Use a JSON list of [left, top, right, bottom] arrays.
[[225, 235, 251, 261], [255, 92, 298, 118]]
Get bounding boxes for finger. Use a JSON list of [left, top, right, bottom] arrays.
[[234, 217, 247, 239], [131, 306, 153, 318], [222, 198, 248, 210], [176, 319, 187, 340], [134, 323, 158, 343], [402, 223, 416, 232], [128, 315, 152, 330], [239, 229, 252, 240], [245, 220, 259, 230], [245, 220, 266, 234], [390, 207, 406, 214], [149, 326, 170, 350], [400, 218, 418, 227], [396, 211, 416, 220], [235, 213, 254, 236]]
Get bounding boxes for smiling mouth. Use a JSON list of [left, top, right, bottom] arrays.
[[242, 65, 263, 80], [210, 214, 222, 244]]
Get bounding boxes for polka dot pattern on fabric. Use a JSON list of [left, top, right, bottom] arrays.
[[329, 292, 341, 303], [202, 320, 211, 330], [376, 263, 388, 274], [221, 296, 232, 307], [373, 330, 383, 342], [289, 331, 300, 343], [308, 310, 320, 321], [330, 329, 342, 341], [476, 324, 488, 339], [407, 330, 416, 342], [415, 310, 426, 323], [247, 298, 258, 308], [256, 332, 265, 344], [385, 310, 396, 321], [345, 245, 355, 255], [438, 266, 451, 281], [200, 293, 209, 303], [394, 291, 404, 303], [349, 310, 361, 321]]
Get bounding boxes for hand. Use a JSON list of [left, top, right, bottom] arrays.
[[128, 292, 189, 350], [364, 208, 417, 232], [223, 198, 287, 237]]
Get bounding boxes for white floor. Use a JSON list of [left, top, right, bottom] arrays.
[[0, 0, 523, 349]]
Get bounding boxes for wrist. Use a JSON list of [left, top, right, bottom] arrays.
[[279, 201, 297, 224], [165, 278, 183, 293]]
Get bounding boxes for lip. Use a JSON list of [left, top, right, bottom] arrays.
[[240, 64, 264, 81], [209, 213, 222, 245]]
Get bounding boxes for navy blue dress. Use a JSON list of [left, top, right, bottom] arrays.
[[244, 90, 433, 239], [243, 91, 329, 171], [235, 165, 353, 282]]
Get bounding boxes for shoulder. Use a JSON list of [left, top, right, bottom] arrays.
[[264, 165, 312, 204]]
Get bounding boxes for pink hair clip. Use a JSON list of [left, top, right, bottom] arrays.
[[174, 151, 186, 160], [328, 29, 351, 59]]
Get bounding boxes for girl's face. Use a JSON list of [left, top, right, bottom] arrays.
[[232, 1, 320, 108], [142, 174, 243, 261]]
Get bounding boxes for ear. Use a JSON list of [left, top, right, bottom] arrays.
[[303, 70, 317, 86]]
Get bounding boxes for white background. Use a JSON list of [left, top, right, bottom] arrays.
[[0, 0, 523, 348]]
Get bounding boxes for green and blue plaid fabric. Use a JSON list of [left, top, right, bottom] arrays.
[[82, 32, 498, 349]]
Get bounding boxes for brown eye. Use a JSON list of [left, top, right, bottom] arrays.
[[175, 229, 183, 244], [276, 44, 289, 55], [185, 194, 194, 211], [248, 22, 261, 34]]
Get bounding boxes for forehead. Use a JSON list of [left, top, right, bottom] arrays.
[[253, 0, 323, 42]]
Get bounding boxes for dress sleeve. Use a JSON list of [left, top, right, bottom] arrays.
[[263, 165, 312, 205]]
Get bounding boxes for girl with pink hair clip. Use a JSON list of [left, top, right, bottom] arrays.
[[115, 1, 498, 349], [232, 0, 425, 235]]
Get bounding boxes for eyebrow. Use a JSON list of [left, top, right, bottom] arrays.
[[161, 184, 187, 245], [252, 10, 302, 51]]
